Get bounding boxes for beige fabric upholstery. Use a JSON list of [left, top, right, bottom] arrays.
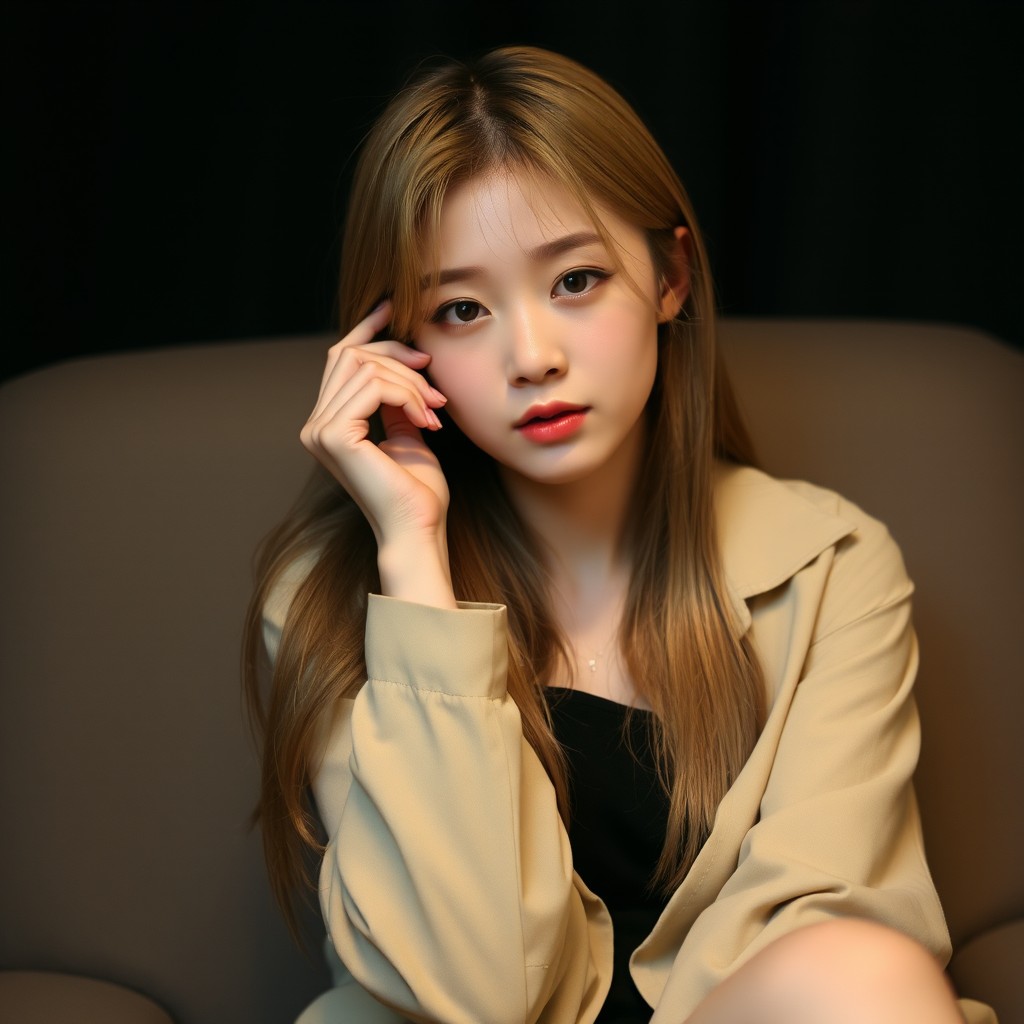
[[0, 971, 174, 1024], [952, 923, 1024, 1024], [0, 341, 330, 1023], [718, 320, 1023, 1022], [0, 320, 1020, 1023]]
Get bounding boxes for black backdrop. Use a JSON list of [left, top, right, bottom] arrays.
[[6, 0, 1022, 384]]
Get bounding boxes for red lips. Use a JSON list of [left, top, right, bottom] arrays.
[[514, 401, 589, 429], [514, 402, 590, 444]]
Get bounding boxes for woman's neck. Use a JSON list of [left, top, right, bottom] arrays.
[[500, 419, 644, 584], [499, 420, 649, 705]]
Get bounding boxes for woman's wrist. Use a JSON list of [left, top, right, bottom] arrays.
[[377, 534, 458, 610]]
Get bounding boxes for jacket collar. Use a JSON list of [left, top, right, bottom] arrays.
[[714, 463, 855, 634]]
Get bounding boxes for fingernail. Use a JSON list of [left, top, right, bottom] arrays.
[[371, 298, 389, 313], [430, 388, 447, 404], [428, 409, 443, 429]]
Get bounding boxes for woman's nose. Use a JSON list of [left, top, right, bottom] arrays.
[[506, 306, 568, 386]]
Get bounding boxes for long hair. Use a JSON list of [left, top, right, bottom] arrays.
[[243, 46, 763, 937]]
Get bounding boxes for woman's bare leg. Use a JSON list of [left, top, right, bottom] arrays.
[[685, 919, 962, 1024]]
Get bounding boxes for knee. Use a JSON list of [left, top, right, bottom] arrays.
[[757, 918, 953, 1011]]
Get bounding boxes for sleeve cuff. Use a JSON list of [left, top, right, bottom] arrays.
[[364, 593, 509, 700]]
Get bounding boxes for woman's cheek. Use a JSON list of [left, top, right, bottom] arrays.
[[427, 357, 487, 431]]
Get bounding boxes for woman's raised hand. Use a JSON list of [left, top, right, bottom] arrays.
[[300, 302, 457, 607]]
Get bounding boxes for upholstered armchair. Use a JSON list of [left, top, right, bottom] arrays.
[[1, 320, 1020, 1022]]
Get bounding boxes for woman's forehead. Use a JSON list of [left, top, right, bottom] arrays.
[[421, 168, 644, 273], [455, 175, 583, 252]]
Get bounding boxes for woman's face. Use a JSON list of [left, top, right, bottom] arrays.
[[413, 169, 680, 491]]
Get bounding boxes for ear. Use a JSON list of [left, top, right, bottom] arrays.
[[657, 225, 692, 323]]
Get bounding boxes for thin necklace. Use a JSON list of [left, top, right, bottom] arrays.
[[582, 629, 619, 673], [549, 575, 625, 678]]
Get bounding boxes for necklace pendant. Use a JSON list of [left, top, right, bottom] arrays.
[[587, 658, 598, 672]]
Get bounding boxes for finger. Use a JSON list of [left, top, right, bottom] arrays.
[[302, 383, 438, 516], [316, 340, 433, 412], [315, 301, 396, 401], [357, 340, 431, 365], [302, 375, 439, 457], [348, 299, 393, 346], [314, 359, 440, 430], [313, 347, 444, 422], [321, 336, 429, 386], [380, 401, 440, 443]]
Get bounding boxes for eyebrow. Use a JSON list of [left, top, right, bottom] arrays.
[[420, 231, 606, 290]]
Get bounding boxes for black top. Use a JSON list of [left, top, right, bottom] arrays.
[[545, 687, 672, 1024]]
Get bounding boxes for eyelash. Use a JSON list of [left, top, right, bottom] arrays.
[[429, 268, 612, 326], [552, 268, 611, 298]]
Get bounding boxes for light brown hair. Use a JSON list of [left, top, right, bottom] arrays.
[[244, 45, 763, 937]]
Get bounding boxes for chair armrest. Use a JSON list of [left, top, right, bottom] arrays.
[[0, 971, 174, 1024], [949, 920, 1024, 1024]]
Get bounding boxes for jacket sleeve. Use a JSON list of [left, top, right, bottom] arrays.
[[648, 506, 978, 1021], [313, 594, 613, 1024]]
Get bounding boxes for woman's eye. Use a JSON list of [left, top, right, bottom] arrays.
[[433, 299, 485, 325], [553, 269, 608, 297]]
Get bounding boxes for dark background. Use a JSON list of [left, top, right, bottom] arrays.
[[6, 0, 1022, 385]]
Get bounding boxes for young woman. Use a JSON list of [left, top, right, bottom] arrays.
[[245, 46, 995, 1024]]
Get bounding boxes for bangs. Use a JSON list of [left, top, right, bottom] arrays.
[[389, 156, 667, 343]]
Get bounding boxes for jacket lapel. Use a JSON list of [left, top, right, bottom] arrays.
[[714, 463, 855, 634]]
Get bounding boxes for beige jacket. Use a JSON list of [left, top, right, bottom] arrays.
[[264, 465, 996, 1024]]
